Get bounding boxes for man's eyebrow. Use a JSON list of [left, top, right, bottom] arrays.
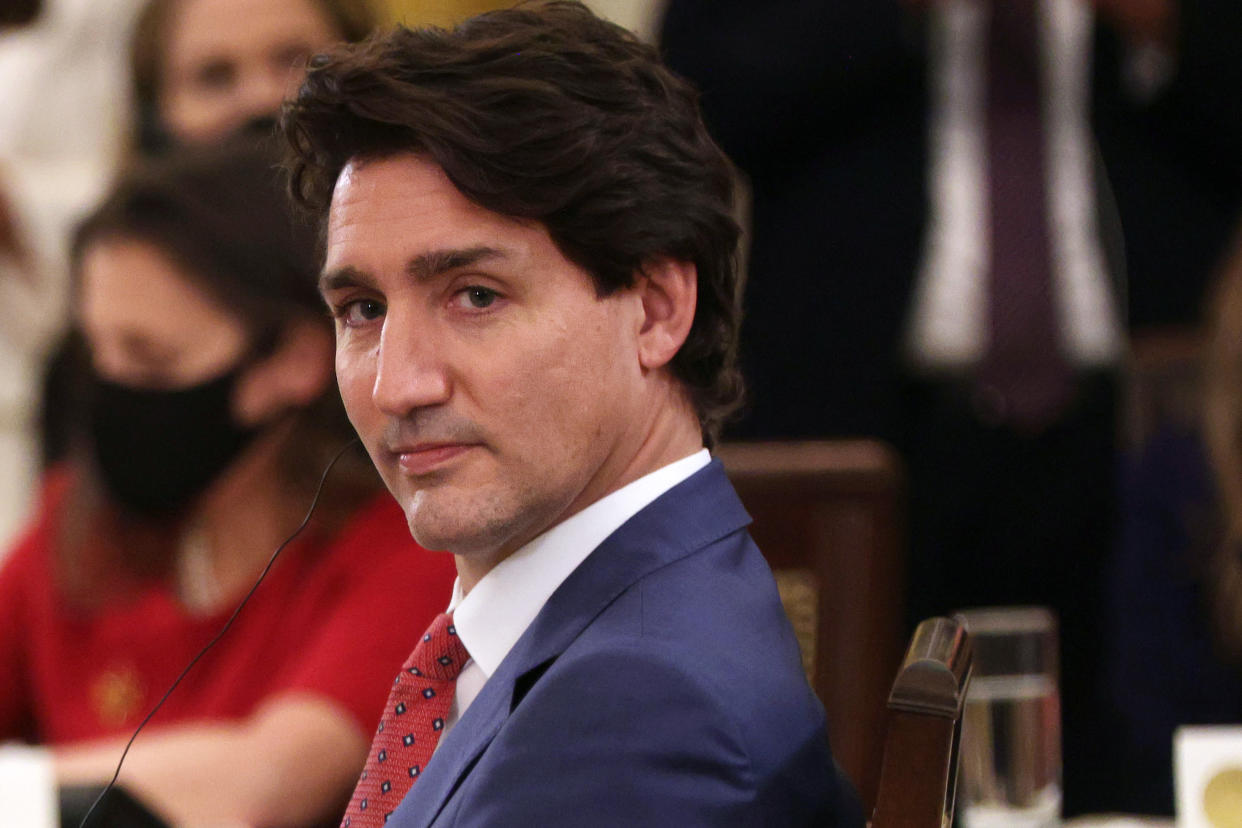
[[318, 246, 507, 297], [318, 265, 373, 296], [408, 246, 506, 281]]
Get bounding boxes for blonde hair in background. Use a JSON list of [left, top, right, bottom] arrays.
[[1201, 224, 1242, 661]]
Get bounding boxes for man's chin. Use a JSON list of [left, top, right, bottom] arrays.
[[400, 496, 500, 556], [397, 479, 564, 560]]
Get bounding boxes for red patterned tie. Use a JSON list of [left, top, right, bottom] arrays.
[[341, 612, 470, 828]]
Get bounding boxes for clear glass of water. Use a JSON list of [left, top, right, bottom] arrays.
[[956, 606, 1061, 828]]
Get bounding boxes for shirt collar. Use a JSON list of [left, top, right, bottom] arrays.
[[447, 448, 710, 678]]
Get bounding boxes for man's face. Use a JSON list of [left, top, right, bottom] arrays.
[[322, 154, 649, 563]]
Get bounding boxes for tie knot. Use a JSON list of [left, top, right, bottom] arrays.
[[402, 611, 470, 681]]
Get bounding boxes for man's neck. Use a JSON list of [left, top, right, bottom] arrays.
[[455, 400, 704, 595]]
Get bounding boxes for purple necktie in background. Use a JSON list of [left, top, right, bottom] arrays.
[[977, 0, 1073, 430]]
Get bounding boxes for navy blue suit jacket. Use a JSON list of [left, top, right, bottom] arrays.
[[385, 459, 860, 827]]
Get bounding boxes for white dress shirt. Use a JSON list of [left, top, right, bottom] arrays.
[[440, 448, 711, 739]]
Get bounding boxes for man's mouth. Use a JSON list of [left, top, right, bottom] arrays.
[[390, 442, 478, 475]]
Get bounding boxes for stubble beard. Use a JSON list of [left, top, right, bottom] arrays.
[[401, 476, 571, 561]]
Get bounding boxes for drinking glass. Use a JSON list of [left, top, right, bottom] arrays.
[[956, 606, 1061, 828]]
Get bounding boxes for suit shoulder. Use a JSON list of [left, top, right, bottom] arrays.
[[464, 640, 851, 826]]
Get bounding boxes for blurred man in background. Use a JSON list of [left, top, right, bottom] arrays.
[[662, 0, 1242, 814]]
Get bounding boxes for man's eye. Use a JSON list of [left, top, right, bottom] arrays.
[[338, 298, 385, 326], [460, 287, 498, 309]]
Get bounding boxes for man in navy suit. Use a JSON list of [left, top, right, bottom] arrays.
[[282, 2, 859, 826]]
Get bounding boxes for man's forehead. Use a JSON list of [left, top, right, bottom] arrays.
[[328, 153, 509, 232], [329, 153, 450, 209], [325, 154, 465, 255], [321, 153, 576, 290]]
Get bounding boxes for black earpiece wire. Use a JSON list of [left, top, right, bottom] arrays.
[[78, 438, 362, 827]]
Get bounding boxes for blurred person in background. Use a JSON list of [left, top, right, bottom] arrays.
[[0, 140, 456, 826], [128, 0, 373, 153], [1094, 0, 1242, 334], [0, 0, 375, 550], [37, 0, 379, 478], [661, 0, 1242, 815], [0, 0, 147, 550], [1111, 224, 1242, 815]]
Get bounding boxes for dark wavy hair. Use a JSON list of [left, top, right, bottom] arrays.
[[281, 0, 744, 445]]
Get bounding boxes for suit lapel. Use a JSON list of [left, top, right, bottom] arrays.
[[390, 460, 751, 826]]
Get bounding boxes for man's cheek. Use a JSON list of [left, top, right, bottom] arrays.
[[336, 354, 376, 423]]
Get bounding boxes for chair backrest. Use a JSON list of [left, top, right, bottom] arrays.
[[870, 617, 972, 828], [716, 439, 906, 810]]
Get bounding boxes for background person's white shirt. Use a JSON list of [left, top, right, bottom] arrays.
[[905, 0, 1121, 372], [0, 0, 144, 553]]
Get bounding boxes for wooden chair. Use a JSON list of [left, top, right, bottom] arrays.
[[716, 439, 906, 811], [870, 616, 972, 828]]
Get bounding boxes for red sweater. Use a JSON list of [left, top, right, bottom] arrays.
[[0, 474, 456, 745]]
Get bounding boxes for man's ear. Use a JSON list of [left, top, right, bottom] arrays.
[[234, 319, 334, 426], [636, 257, 697, 371]]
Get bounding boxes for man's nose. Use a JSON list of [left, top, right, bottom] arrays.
[[371, 314, 451, 417]]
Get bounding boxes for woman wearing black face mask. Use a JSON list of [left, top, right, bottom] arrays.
[[0, 140, 456, 826], [33, 0, 375, 475]]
